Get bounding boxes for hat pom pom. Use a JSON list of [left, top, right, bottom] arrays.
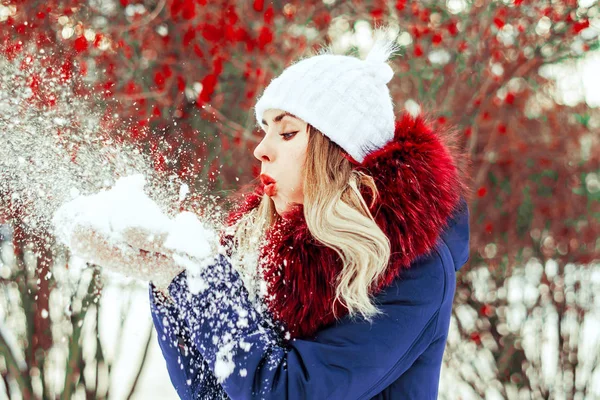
[[368, 62, 394, 85], [364, 26, 400, 86], [364, 27, 401, 64]]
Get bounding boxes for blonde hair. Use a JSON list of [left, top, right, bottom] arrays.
[[230, 125, 391, 321]]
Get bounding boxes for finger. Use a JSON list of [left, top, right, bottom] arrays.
[[71, 225, 137, 266], [120, 227, 171, 255]]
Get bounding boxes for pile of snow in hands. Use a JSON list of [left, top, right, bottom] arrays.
[[52, 174, 219, 293]]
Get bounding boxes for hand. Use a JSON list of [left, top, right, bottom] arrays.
[[119, 212, 218, 265], [52, 173, 175, 253], [51, 174, 217, 291], [119, 226, 173, 256], [69, 223, 184, 290]]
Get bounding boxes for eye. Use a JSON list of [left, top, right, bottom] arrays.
[[280, 131, 298, 140]]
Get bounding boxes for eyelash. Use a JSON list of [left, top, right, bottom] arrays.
[[280, 131, 298, 140]]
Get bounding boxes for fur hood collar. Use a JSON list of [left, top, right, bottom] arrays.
[[222, 110, 468, 339]]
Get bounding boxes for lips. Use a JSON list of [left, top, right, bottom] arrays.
[[260, 174, 276, 185], [260, 174, 277, 197], [264, 183, 277, 197]]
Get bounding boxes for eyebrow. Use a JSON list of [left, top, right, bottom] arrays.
[[261, 111, 298, 126]]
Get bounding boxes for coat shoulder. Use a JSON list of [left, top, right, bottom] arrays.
[[376, 240, 456, 333]]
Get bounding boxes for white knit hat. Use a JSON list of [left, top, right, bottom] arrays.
[[254, 29, 400, 164]]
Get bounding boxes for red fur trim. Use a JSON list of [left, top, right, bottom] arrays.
[[223, 111, 466, 339]]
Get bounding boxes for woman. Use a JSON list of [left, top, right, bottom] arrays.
[[146, 34, 470, 399], [64, 32, 470, 398]]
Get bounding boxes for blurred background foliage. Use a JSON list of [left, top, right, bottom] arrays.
[[0, 0, 599, 398]]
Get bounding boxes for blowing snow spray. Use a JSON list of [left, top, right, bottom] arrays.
[[0, 48, 224, 289]]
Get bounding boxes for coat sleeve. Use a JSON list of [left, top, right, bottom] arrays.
[[148, 283, 230, 400], [166, 249, 449, 400]]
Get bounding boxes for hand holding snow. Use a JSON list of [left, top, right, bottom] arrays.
[[52, 174, 172, 248], [52, 174, 217, 290]]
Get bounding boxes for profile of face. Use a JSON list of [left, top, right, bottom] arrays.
[[253, 108, 309, 215]]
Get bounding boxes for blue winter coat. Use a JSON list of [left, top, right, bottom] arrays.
[[148, 197, 469, 399]]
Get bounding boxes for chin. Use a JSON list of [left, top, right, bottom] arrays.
[[271, 197, 289, 215], [273, 201, 286, 216], [273, 198, 303, 217]]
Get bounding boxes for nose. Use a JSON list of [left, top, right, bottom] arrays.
[[253, 135, 272, 162]]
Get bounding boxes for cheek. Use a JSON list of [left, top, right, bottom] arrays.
[[289, 149, 306, 193], [280, 135, 308, 198]]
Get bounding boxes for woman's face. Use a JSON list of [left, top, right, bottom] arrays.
[[253, 108, 309, 215]]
